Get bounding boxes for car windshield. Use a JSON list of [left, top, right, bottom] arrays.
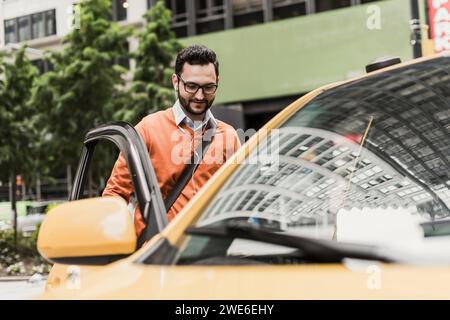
[[176, 56, 450, 265]]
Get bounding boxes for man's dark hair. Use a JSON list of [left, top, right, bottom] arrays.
[[175, 45, 219, 77]]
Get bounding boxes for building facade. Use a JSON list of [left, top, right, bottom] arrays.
[[0, 0, 430, 130]]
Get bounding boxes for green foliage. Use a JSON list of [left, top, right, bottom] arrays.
[[0, 226, 50, 275], [0, 0, 183, 197], [115, 0, 183, 124], [31, 0, 133, 177], [0, 229, 36, 265], [0, 47, 38, 183]]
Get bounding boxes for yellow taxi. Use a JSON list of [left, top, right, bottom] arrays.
[[37, 53, 450, 299]]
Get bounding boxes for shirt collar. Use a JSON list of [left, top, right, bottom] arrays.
[[172, 99, 217, 131]]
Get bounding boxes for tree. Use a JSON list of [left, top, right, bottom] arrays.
[[115, 0, 183, 124], [32, 0, 133, 183], [0, 47, 38, 245]]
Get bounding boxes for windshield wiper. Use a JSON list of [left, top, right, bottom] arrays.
[[185, 221, 393, 263]]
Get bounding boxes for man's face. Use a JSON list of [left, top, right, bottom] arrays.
[[172, 63, 218, 116]]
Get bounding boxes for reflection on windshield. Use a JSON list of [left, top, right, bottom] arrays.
[[199, 125, 447, 233], [183, 56, 450, 261]]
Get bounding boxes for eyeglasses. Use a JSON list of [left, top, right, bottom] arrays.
[[176, 74, 218, 95]]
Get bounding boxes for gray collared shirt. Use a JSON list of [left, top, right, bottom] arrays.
[[172, 99, 217, 132]]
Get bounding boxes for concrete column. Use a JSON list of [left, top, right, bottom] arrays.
[[224, 0, 233, 29], [263, 0, 273, 23], [187, 0, 197, 36], [306, 0, 316, 14]]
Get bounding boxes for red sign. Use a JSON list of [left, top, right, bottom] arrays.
[[429, 0, 450, 52]]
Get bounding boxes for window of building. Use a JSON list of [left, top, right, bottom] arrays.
[[197, 0, 225, 18], [112, 0, 128, 21], [233, 11, 263, 28], [31, 12, 45, 39], [157, 0, 228, 37], [4, 9, 56, 45], [315, 0, 351, 13], [18, 16, 31, 42], [196, 0, 226, 35], [162, 0, 189, 38], [196, 19, 224, 34], [4, 19, 17, 44], [233, 0, 263, 28], [44, 10, 56, 36], [273, 1, 307, 21]]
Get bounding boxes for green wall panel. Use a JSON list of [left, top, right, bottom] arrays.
[[180, 0, 413, 105]]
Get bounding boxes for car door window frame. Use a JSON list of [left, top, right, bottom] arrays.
[[70, 121, 168, 246]]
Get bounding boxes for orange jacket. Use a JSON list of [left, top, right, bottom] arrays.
[[103, 108, 241, 236]]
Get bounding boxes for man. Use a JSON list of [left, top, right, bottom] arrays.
[[103, 45, 241, 236]]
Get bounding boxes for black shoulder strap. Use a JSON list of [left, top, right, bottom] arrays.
[[137, 123, 216, 247], [164, 123, 216, 211]]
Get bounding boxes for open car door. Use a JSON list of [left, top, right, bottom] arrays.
[[42, 122, 168, 292], [70, 121, 168, 245]]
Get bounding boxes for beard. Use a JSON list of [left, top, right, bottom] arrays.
[[178, 91, 215, 116]]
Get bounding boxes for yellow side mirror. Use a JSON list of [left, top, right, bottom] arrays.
[[37, 196, 136, 265]]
